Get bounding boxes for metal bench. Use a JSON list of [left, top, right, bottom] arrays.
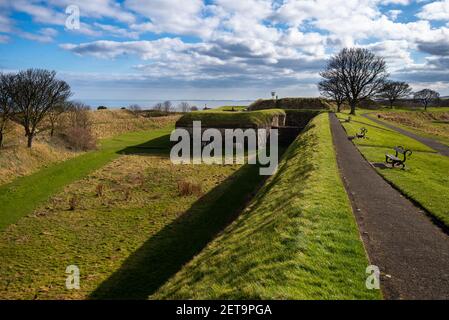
[[348, 127, 368, 141], [385, 146, 412, 169], [356, 127, 368, 139]]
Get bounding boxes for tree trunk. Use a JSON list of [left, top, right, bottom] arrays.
[[350, 102, 356, 115], [337, 102, 341, 113], [424, 103, 428, 111], [50, 126, 54, 137], [27, 134, 34, 148], [0, 130, 3, 149]]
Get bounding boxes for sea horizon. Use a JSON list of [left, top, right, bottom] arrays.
[[77, 99, 255, 109]]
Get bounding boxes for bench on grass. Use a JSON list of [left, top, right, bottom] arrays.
[[348, 127, 368, 141], [356, 127, 368, 139], [385, 146, 412, 169]]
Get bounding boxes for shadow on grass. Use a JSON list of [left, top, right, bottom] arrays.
[[117, 134, 172, 156], [90, 162, 267, 300], [371, 162, 390, 169], [336, 114, 394, 133]]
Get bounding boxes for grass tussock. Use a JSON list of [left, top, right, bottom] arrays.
[[177, 180, 203, 197], [154, 113, 379, 300]]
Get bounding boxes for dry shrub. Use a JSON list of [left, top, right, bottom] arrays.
[[177, 180, 202, 197], [68, 196, 78, 211], [61, 102, 97, 151], [123, 188, 131, 201], [95, 184, 104, 197], [63, 126, 97, 151]]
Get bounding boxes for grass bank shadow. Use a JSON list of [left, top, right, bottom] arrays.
[[117, 134, 172, 156], [90, 162, 266, 300]]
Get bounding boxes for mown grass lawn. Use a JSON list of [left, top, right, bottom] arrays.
[[0, 127, 174, 231], [337, 112, 435, 152], [154, 113, 380, 300], [339, 111, 449, 228], [0, 148, 266, 299]]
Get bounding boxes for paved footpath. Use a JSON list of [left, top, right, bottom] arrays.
[[329, 113, 449, 299], [363, 113, 449, 156]]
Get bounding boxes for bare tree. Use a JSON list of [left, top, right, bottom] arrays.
[[318, 77, 346, 112], [64, 101, 96, 150], [0, 73, 15, 148], [128, 104, 141, 116], [9, 69, 72, 147], [379, 81, 412, 108], [153, 102, 163, 111], [414, 89, 440, 111], [66, 101, 91, 129], [320, 48, 388, 115], [163, 100, 173, 113], [178, 101, 191, 113], [48, 102, 69, 137]]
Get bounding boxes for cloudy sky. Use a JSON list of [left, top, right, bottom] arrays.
[[1, 0, 449, 102]]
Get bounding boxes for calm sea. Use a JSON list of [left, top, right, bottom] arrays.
[[79, 99, 254, 109]]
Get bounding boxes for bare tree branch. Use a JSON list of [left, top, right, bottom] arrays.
[[320, 48, 388, 115], [378, 81, 412, 108], [178, 101, 191, 113], [0, 73, 15, 148], [414, 89, 440, 111], [8, 69, 72, 148]]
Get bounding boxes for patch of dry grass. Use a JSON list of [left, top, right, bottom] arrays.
[[0, 122, 79, 185], [89, 109, 180, 139], [0, 154, 244, 299], [378, 111, 449, 145], [0, 110, 179, 185], [154, 114, 379, 300]]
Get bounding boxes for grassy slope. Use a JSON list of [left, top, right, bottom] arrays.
[[154, 114, 380, 300], [374, 110, 449, 146], [0, 122, 81, 186], [340, 112, 449, 228], [176, 109, 285, 127], [339, 113, 434, 152], [0, 152, 265, 299], [214, 106, 248, 111], [88, 109, 179, 139], [0, 127, 173, 231], [0, 110, 179, 186]]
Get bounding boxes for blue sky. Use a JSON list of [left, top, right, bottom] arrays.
[[1, 0, 449, 104]]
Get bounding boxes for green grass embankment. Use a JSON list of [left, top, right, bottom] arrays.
[[176, 109, 285, 128], [0, 127, 173, 231], [154, 113, 380, 300]]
